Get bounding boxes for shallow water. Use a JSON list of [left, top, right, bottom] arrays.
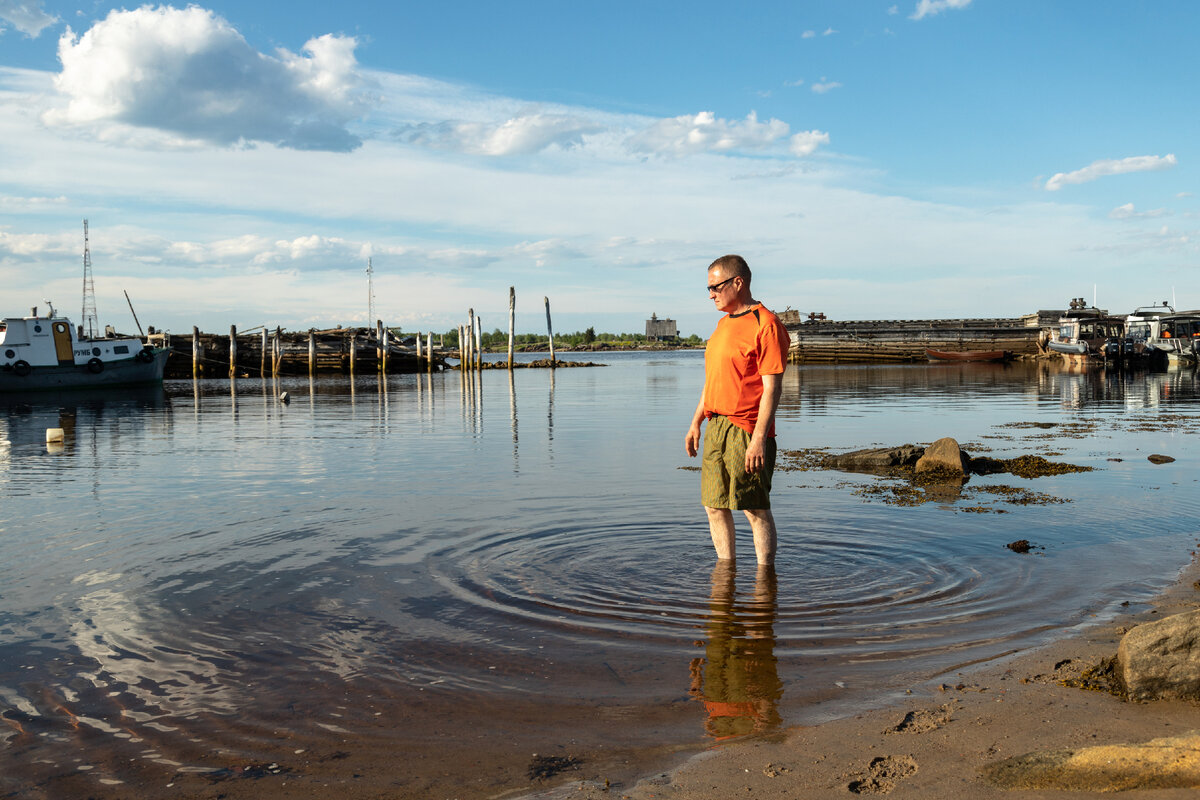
[[2, 354, 1200, 797]]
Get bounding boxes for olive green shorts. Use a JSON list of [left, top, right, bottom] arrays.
[[701, 415, 775, 510]]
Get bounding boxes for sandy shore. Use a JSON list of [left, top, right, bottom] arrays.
[[521, 557, 1200, 800]]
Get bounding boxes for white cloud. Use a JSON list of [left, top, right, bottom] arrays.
[[44, 6, 372, 151], [625, 111, 791, 157], [811, 79, 842, 94], [1044, 154, 1178, 191], [790, 130, 830, 157], [802, 30, 816, 39], [911, 0, 973, 21], [0, 0, 57, 37], [823, 27, 838, 36], [400, 112, 604, 156], [784, 78, 805, 88], [1109, 203, 1169, 220], [888, 5, 900, 14]]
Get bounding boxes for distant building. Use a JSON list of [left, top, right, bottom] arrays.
[[645, 312, 679, 341]]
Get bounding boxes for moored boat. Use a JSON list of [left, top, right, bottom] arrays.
[[1047, 299, 1125, 363], [925, 348, 1009, 362], [1123, 303, 1200, 366], [0, 306, 169, 392]]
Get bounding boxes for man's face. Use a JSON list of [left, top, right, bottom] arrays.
[[707, 266, 740, 313]]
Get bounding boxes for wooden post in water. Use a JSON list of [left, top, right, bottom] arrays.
[[474, 315, 483, 371], [377, 320, 387, 374], [260, 329, 268, 377], [272, 328, 281, 377], [507, 287, 516, 370], [192, 326, 201, 378], [348, 331, 356, 375], [229, 325, 238, 378], [308, 331, 316, 376], [544, 297, 556, 366], [467, 309, 475, 371], [426, 332, 433, 371], [416, 330, 423, 367]]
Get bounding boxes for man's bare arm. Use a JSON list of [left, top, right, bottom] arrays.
[[744, 372, 782, 474]]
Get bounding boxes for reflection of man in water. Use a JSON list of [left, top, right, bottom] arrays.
[[689, 561, 782, 739], [685, 254, 790, 565]]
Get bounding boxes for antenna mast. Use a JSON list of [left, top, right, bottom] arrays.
[[366, 257, 376, 327], [81, 219, 98, 338]]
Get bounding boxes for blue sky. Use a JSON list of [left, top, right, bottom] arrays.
[[0, 1, 1196, 337]]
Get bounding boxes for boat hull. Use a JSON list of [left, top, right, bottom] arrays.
[[0, 349, 169, 392]]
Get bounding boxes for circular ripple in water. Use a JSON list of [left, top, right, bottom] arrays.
[[425, 517, 1045, 665]]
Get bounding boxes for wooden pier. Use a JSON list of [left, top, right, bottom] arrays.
[[782, 310, 1057, 364]]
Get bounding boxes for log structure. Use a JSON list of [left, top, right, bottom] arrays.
[[152, 327, 449, 378], [785, 314, 1053, 364]]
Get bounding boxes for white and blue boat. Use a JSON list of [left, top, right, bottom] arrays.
[[0, 305, 169, 392]]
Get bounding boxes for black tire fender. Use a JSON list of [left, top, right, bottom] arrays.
[[136, 348, 154, 364], [12, 359, 31, 377], [87, 358, 104, 374]]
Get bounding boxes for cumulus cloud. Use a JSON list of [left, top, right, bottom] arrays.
[[1109, 203, 1169, 220], [790, 130, 830, 157], [911, 0, 972, 20], [626, 111, 792, 157], [1044, 154, 1178, 191], [45, 6, 372, 151], [399, 112, 604, 156], [823, 27, 838, 36], [802, 30, 816, 39], [811, 79, 842, 94], [0, 0, 57, 37]]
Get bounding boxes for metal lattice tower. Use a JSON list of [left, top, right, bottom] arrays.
[[366, 257, 376, 327], [81, 219, 98, 338]]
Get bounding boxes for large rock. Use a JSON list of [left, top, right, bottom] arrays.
[[822, 445, 924, 471], [914, 437, 970, 478], [982, 731, 1200, 791], [1116, 609, 1200, 701]]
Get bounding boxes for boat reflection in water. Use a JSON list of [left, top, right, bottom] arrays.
[[690, 561, 782, 739]]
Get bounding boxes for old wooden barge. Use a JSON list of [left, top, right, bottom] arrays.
[[781, 310, 1060, 364], [152, 326, 450, 379]]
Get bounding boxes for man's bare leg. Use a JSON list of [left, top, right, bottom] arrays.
[[743, 508, 777, 566], [704, 506, 736, 560]]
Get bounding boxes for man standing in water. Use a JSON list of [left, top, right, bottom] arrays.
[[685, 255, 790, 565]]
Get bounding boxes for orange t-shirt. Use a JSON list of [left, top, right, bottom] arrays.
[[702, 304, 790, 436]]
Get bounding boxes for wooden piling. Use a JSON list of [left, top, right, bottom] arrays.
[[507, 287, 516, 369], [474, 316, 482, 371], [377, 320, 387, 374], [416, 331, 423, 366], [272, 328, 282, 377], [544, 297, 556, 366], [192, 326, 200, 378], [467, 309, 475, 371], [426, 332, 433, 372], [261, 329, 268, 377], [229, 325, 238, 378], [348, 331, 356, 374], [308, 331, 316, 376]]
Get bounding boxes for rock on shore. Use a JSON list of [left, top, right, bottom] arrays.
[[1117, 609, 1200, 701]]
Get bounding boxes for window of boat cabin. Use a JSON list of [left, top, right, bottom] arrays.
[[1127, 322, 1150, 341], [1059, 324, 1075, 339], [1161, 321, 1176, 338]]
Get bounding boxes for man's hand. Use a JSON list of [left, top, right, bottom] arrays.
[[745, 437, 767, 474], [685, 425, 701, 458]]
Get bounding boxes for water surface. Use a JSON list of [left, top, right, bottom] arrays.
[[2, 354, 1199, 798]]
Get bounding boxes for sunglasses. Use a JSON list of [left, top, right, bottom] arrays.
[[706, 276, 737, 294]]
